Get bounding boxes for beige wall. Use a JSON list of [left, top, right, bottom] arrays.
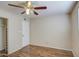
[[71, 2, 79, 56], [30, 14, 72, 51]]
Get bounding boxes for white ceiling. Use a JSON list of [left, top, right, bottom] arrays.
[[0, 1, 75, 18]]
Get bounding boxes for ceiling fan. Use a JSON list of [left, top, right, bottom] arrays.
[[8, 1, 47, 15]]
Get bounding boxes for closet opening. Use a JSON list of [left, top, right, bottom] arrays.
[[0, 17, 8, 57]]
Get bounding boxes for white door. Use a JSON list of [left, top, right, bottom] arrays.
[[22, 19, 29, 47]]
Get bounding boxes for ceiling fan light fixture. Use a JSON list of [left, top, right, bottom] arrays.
[[27, 1, 31, 7], [26, 8, 30, 15], [8, 1, 47, 15]]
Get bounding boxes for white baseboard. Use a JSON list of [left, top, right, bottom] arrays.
[[30, 43, 72, 51]]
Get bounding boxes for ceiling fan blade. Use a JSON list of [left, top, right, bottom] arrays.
[[33, 11, 39, 15], [8, 4, 23, 8], [21, 11, 26, 14], [34, 6, 47, 10]]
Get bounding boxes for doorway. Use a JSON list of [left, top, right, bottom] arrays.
[[0, 17, 8, 56]]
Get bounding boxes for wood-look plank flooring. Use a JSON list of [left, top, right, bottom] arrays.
[[8, 45, 73, 57], [0, 50, 7, 57]]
